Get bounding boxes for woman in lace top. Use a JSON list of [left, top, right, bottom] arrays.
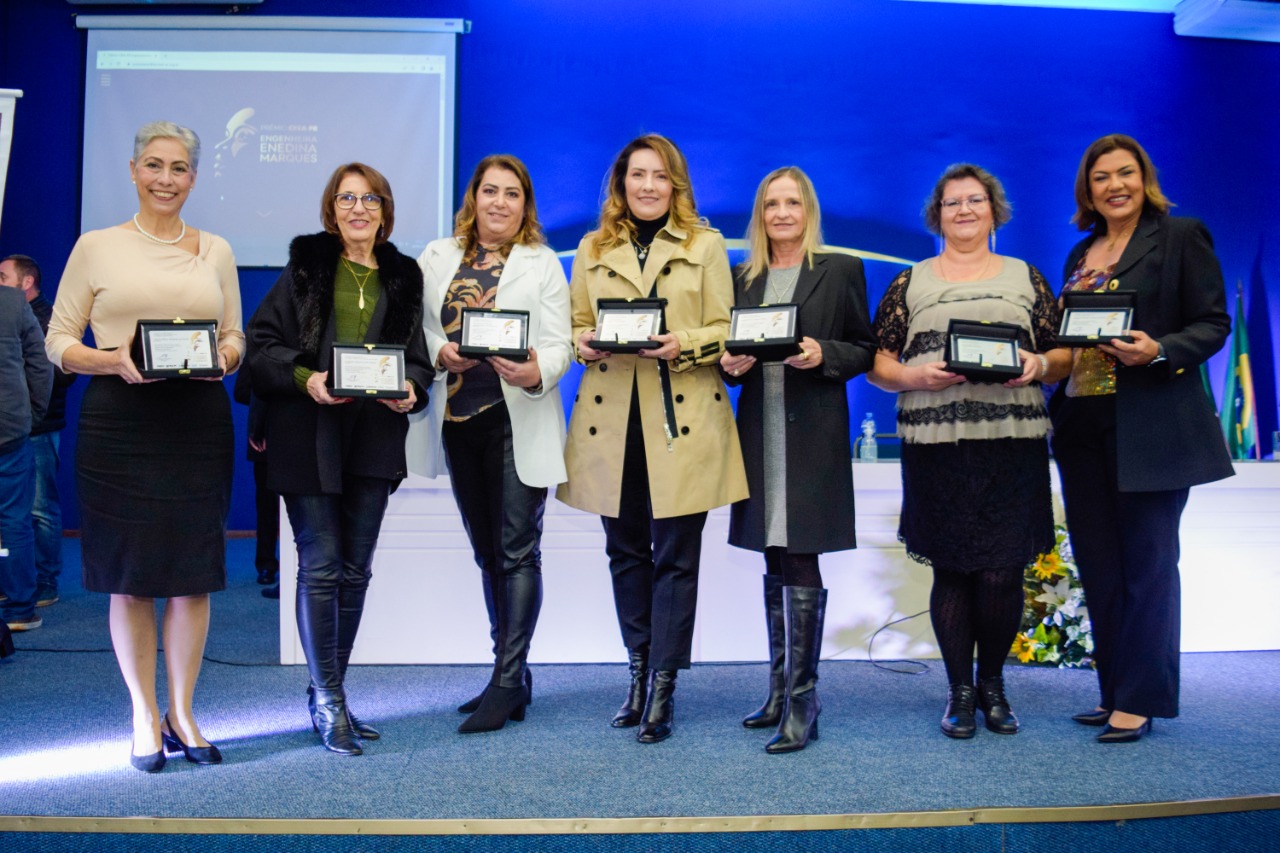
[[869, 163, 1059, 741]]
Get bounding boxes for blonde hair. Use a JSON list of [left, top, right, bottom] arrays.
[[587, 134, 706, 259], [453, 154, 546, 264], [1071, 134, 1172, 232], [740, 166, 824, 285]]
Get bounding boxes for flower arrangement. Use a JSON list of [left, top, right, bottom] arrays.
[[1013, 525, 1094, 668]]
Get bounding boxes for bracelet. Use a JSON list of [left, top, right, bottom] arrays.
[[1036, 353, 1048, 379]]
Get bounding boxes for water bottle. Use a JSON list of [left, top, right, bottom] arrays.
[[859, 413, 877, 461]]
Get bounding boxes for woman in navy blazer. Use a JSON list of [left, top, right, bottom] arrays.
[[1044, 134, 1233, 743]]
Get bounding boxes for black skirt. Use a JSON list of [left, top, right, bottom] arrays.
[[899, 437, 1054, 575], [77, 375, 233, 596]]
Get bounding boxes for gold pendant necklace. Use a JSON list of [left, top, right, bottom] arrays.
[[341, 257, 374, 310]]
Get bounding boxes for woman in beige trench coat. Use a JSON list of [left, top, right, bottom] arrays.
[[557, 134, 746, 744]]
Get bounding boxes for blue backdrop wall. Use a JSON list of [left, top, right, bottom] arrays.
[[2, 0, 1278, 531]]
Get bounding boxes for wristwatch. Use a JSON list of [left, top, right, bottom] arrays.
[[1148, 342, 1167, 366]]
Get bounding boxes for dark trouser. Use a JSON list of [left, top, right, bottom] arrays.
[[30, 432, 62, 596], [1052, 395, 1186, 719], [283, 475, 392, 692], [253, 459, 280, 573], [0, 439, 36, 623], [601, 417, 707, 672], [443, 403, 546, 689]]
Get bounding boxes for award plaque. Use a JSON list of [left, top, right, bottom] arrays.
[[457, 308, 530, 361], [1058, 290, 1136, 347], [944, 319, 1024, 383], [329, 343, 409, 399], [725, 303, 800, 361], [590, 298, 666, 352], [131, 319, 222, 379]]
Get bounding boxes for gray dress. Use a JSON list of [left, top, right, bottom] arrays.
[[762, 264, 800, 547]]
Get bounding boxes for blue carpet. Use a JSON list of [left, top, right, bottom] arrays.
[[0, 539, 1277, 824]]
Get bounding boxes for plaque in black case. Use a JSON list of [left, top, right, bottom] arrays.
[[458, 308, 530, 361], [1058, 290, 1136, 347], [725, 303, 800, 361], [944, 319, 1024, 383], [329, 343, 409, 399], [131, 319, 222, 379]]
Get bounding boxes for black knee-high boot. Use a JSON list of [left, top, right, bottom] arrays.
[[458, 569, 500, 714], [307, 585, 379, 740], [296, 586, 361, 755], [743, 574, 786, 728], [459, 565, 541, 733], [766, 587, 827, 754]]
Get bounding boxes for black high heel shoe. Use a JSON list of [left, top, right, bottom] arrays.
[[1071, 708, 1111, 727], [161, 715, 223, 764], [130, 743, 166, 773], [1097, 717, 1152, 743], [457, 684, 528, 734]]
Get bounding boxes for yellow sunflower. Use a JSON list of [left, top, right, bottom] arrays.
[[1011, 632, 1038, 663], [1031, 550, 1064, 581]]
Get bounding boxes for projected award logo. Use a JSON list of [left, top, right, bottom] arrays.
[[212, 107, 258, 178]]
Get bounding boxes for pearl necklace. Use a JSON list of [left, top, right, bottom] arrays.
[[133, 214, 187, 246]]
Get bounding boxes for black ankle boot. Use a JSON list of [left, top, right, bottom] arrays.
[[744, 575, 786, 729], [637, 670, 677, 743], [458, 684, 528, 733], [977, 676, 1019, 734], [612, 649, 649, 728], [311, 686, 362, 755], [766, 587, 826, 754], [941, 684, 978, 739]]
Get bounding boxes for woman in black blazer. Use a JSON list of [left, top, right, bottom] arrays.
[[247, 163, 433, 756], [721, 167, 876, 753], [1045, 134, 1233, 743]]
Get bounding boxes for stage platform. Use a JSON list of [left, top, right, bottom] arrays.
[[0, 540, 1276, 851]]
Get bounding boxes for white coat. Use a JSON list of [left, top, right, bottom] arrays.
[[406, 238, 572, 488]]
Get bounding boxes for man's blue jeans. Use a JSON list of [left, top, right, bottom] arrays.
[[0, 439, 37, 623], [30, 432, 62, 597]]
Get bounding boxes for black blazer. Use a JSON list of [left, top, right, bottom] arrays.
[[1050, 212, 1234, 492], [245, 233, 434, 495], [724, 252, 876, 553]]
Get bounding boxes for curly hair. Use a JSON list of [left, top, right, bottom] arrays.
[[587, 134, 706, 259]]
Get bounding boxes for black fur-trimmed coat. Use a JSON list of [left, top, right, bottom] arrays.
[[245, 232, 433, 494]]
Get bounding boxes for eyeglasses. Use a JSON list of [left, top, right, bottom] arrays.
[[334, 192, 384, 210], [940, 195, 989, 211]]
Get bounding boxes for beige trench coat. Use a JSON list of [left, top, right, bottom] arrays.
[[556, 223, 748, 519]]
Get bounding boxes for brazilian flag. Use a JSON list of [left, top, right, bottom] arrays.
[[1221, 285, 1258, 460]]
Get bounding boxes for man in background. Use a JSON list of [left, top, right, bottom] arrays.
[[0, 280, 53, 632], [1, 255, 76, 607]]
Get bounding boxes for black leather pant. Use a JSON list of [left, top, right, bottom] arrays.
[[443, 403, 546, 689], [284, 474, 392, 692]]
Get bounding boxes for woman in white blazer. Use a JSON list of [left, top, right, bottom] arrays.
[[406, 155, 572, 733]]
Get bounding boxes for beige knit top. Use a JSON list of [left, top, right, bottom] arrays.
[[46, 226, 244, 370]]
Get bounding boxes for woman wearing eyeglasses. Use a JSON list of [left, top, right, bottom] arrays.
[[408, 155, 572, 734], [869, 163, 1060, 739], [245, 163, 433, 755]]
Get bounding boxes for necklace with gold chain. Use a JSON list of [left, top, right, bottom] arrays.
[[341, 257, 375, 310]]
